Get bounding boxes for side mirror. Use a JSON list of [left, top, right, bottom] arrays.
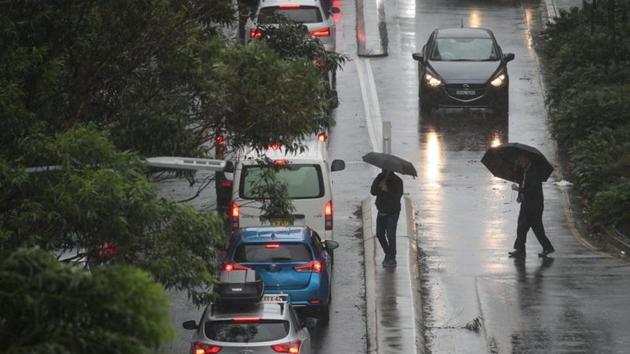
[[412, 53, 423, 62], [182, 320, 198, 330], [324, 240, 339, 250], [330, 7, 341, 14], [503, 53, 515, 62], [331, 159, 345, 172], [224, 161, 234, 173], [302, 317, 319, 330]]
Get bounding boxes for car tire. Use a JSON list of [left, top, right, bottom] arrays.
[[495, 93, 509, 117], [319, 295, 331, 324], [420, 98, 434, 114]]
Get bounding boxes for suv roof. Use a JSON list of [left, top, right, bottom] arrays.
[[436, 27, 493, 38], [238, 226, 311, 243]]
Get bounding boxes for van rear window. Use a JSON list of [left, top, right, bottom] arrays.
[[235, 243, 312, 262], [258, 6, 323, 23], [240, 164, 324, 199], [205, 320, 289, 343]]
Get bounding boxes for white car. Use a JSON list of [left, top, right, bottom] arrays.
[[245, 0, 340, 53]]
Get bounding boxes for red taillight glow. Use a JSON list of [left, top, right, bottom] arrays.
[[266, 243, 280, 249], [317, 132, 328, 142], [233, 316, 260, 323], [309, 27, 330, 37], [193, 342, 222, 354], [279, 3, 301, 8], [309, 299, 321, 304], [271, 340, 301, 353], [294, 260, 323, 273], [214, 134, 225, 146], [249, 28, 262, 39], [274, 159, 289, 166], [222, 262, 251, 272], [324, 200, 333, 231], [222, 180, 232, 188], [230, 202, 239, 231]]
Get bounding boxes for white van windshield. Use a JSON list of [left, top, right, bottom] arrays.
[[240, 164, 324, 199]]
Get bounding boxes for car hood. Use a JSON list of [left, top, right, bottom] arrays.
[[428, 61, 502, 84]]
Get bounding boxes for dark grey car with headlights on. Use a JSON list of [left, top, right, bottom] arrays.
[[412, 27, 515, 115]]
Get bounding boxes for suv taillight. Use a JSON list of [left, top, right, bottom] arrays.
[[192, 342, 222, 354], [324, 200, 333, 231], [294, 260, 323, 273], [249, 28, 262, 39], [309, 27, 330, 37], [230, 201, 240, 231], [271, 340, 301, 353], [222, 261, 251, 272]]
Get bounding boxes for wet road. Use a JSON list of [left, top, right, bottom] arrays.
[[348, 0, 630, 352]]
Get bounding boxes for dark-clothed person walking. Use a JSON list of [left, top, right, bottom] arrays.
[[509, 155, 554, 258], [370, 170, 404, 267]]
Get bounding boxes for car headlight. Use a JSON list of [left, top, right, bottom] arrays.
[[490, 74, 506, 87], [424, 73, 442, 87]]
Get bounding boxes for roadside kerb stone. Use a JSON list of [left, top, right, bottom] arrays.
[[356, 0, 387, 56]]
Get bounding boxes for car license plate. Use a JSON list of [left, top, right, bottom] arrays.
[[456, 89, 476, 95], [262, 294, 288, 302]]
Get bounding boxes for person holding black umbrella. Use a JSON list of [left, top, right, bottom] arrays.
[[508, 154, 555, 258], [370, 169, 404, 267]]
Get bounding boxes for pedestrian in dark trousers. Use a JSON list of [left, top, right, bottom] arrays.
[[370, 169, 404, 267], [508, 155, 555, 258]]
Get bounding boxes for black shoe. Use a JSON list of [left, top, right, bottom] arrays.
[[508, 249, 526, 258], [539, 248, 555, 257], [382, 256, 389, 266], [383, 259, 397, 267]]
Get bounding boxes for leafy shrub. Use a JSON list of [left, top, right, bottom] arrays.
[[551, 85, 630, 149], [591, 178, 630, 227], [569, 127, 630, 197]]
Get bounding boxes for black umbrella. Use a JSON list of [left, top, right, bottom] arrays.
[[362, 152, 418, 177], [481, 143, 554, 183]]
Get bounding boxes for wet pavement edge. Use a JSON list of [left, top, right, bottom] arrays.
[[356, 0, 388, 56]]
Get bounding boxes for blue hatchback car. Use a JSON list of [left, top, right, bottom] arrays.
[[222, 226, 339, 320]]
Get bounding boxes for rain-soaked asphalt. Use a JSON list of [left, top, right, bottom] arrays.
[[159, 0, 630, 352]]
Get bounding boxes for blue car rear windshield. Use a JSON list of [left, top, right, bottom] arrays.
[[235, 243, 312, 262], [431, 37, 499, 61], [258, 6, 323, 23], [205, 320, 289, 343]]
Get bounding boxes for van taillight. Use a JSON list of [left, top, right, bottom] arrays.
[[324, 200, 333, 231], [230, 202, 240, 231], [249, 28, 262, 39], [309, 27, 330, 37], [192, 342, 222, 353]]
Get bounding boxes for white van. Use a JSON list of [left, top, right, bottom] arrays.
[[228, 138, 345, 240]]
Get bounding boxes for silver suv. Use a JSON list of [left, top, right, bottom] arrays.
[[183, 296, 314, 354], [245, 0, 340, 53]]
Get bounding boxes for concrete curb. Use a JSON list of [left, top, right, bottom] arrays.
[[361, 197, 378, 353], [543, 0, 558, 24], [356, 0, 387, 57], [607, 227, 630, 255]]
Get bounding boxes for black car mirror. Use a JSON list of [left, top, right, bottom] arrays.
[[182, 320, 198, 330], [504, 53, 515, 62], [224, 161, 234, 173], [302, 317, 319, 330], [330, 7, 341, 14], [324, 240, 339, 250], [412, 53, 423, 62], [331, 159, 345, 172]]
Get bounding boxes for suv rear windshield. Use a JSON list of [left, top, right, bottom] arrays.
[[431, 37, 499, 61], [258, 6, 323, 23], [240, 164, 324, 199], [235, 243, 312, 262], [205, 320, 289, 343]]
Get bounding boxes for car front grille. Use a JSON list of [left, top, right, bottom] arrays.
[[446, 84, 486, 100]]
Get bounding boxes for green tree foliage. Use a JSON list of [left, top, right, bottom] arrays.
[[247, 160, 296, 224], [0, 249, 174, 353], [1, 126, 225, 305], [591, 178, 630, 227]]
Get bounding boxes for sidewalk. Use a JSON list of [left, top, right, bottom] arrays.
[[362, 196, 421, 354], [543, 0, 583, 22]]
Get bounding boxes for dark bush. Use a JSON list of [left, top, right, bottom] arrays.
[[591, 178, 630, 227]]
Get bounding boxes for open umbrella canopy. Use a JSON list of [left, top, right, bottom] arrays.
[[481, 143, 554, 183], [362, 152, 418, 177]]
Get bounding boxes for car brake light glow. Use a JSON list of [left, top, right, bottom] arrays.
[[193, 342, 222, 354], [214, 134, 225, 146], [221, 180, 232, 188], [271, 340, 301, 353], [324, 200, 333, 231], [279, 3, 301, 8], [249, 28, 262, 39], [309, 298, 321, 304], [230, 202, 239, 231], [266, 243, 280, 249], [233, 316, 261, 323], [274, 159, 289, 166], [309, 27, 330, 37], [223, 262, 251, 272], [317, 132, 328, 142], [294, 260, 323, 273]]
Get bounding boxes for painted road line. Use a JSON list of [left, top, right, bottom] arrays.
[[356, 58, 383, 152]]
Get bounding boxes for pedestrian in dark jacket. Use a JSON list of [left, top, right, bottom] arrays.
[[508, 155, 555, 258], [370, 169, 404, 267]]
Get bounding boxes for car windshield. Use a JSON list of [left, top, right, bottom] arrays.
[[431, 37, 499, 61], [205, 320, 290, 343], [258, 6, 322, 23], [240, 164, 324, 199], [235, 243, 312, 262]]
